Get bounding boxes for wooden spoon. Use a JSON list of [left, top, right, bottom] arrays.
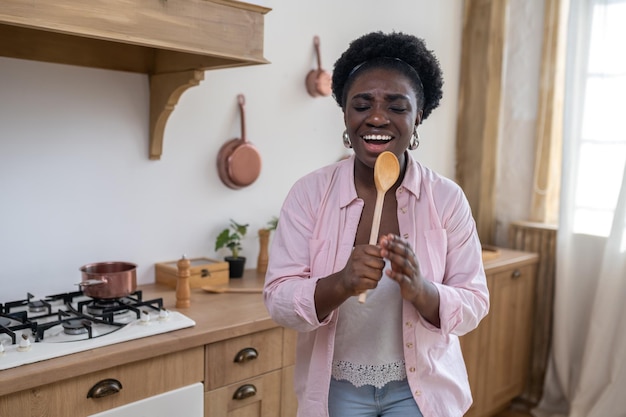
[[201, 286, 263, 294], [358, 151, 401, 303]]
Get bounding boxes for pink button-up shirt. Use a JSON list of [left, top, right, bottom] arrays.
[[264, 153, 489, 417]]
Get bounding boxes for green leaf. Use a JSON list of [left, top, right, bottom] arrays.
[[230, 219, 249, 238], [214, 219, 249, 258], [214, 229, 232, 252], [267, 216, 278, 231]]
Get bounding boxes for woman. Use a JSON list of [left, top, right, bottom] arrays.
[[264, 31, 489, 417]]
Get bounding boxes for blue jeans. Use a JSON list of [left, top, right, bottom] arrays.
[[328, 377, 424, 417]]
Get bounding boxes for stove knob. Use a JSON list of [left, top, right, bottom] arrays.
[[158, 309, 170, 321], [17, 334, 31, 352]]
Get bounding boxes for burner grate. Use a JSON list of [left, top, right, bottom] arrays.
[[0, 290, 165, 344], [0, 289, 195, 371]]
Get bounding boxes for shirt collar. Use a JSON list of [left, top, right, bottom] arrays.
[[338, 155, 358, 208], [400, 151, 422, 199]]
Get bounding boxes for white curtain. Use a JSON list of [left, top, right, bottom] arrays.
[[534, 0, 626, 416]]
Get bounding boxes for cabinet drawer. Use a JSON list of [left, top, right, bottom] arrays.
[[205, 370, 281, 417], [205, 327, 283, 390], [2, 347, 204, 417]]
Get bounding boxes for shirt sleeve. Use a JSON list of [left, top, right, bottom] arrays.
[[432, 182, 490, 336], [263, 177, 334, 333]]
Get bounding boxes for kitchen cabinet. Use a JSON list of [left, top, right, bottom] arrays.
[[204, 327, 283, 416], [0, 347, 204, 417], [0, 0, 270, 159], [461, 249, 539, 417], [203, 326, 298, 416], [0, 325, 296, 417], [205, 371, 281, 416], [0, 270, 297, 417]]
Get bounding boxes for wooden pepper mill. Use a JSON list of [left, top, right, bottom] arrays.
[[257, 229, 270, 274], [176, 255, 191, 308]]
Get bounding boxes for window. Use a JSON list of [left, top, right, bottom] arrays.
[[573, 0, 626, 236]]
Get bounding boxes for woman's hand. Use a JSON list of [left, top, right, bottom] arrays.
[[340, 244, 386, 296], [314, 244, 384, 321], [379, 234, 441, 327]]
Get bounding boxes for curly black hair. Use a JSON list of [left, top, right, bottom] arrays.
[[331, 31, 443, 121]]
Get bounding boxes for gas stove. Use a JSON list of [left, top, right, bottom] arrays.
[[0, 291, 195, 371]]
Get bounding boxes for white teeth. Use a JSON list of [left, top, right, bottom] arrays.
[[362, 135, 392, 141]]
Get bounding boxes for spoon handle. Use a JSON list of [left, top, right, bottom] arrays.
[[368, 190, 385, 246], [358, 190, 386, 303]]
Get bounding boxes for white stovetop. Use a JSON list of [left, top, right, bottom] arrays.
[[0, 311, 195, 371]]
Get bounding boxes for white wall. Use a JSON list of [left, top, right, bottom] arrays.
[[0, 0, 463, 301]]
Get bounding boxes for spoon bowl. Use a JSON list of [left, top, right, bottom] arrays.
[[374, 151, 401, 192]]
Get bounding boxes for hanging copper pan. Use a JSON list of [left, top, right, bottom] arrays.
[[305, 35, 332, 98], [216, 94, 262, 189]]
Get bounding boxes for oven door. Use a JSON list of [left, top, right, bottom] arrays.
[[88, 383, 203, 417]]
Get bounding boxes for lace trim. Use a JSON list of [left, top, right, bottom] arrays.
[[332, 360, 407, 388]]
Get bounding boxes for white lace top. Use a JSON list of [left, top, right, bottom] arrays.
[[332, 261, 407, 388]]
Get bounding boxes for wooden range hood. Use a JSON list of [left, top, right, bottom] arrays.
[[0, 0, 271, 160]]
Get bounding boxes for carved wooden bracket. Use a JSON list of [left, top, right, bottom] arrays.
[[149, 70, 205, 160]]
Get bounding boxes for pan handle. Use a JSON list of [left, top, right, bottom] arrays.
[[237, 94, 247, 143], [77, 278, 108, 287], [314, 35, 323, 71]]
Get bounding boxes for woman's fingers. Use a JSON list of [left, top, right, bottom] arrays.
[[342, 244, 385, 294], [379, 234, 423, 298], [380, 234, 416, 272]]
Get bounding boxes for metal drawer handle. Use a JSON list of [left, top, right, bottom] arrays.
[[234, 347, 258, 363], [511, 269, 522, 279], [201, 269, 210, 277], [87, 378, 123, 399], [233, 384, 257, 400]]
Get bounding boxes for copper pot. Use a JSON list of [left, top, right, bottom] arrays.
[[216, 94, 262, 189], [78, 262, 137, 299], [305, 36, 332, 97]]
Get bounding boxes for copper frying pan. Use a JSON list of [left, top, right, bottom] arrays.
[[305, 35, 332, 97], [217, 94, 262, 189]]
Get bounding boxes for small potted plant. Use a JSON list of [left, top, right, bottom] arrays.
[[257, 216, 278, 274], [215, 219, 249, 278]]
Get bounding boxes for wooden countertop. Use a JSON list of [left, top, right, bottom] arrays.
[[0, 270, 271, 397], [483, 247, 538, 273], [0, 248, 538, 397]]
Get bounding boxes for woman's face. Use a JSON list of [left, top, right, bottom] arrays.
[[344, 67, 422, 170]]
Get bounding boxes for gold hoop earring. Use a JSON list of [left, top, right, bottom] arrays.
[[342, 130, 352, 149], [409, 127, 420, 150]]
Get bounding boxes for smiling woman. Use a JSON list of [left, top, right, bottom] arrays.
[[263, 31, 488, 417]]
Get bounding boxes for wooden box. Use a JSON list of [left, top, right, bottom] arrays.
[[155, 257, 229, 289]]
